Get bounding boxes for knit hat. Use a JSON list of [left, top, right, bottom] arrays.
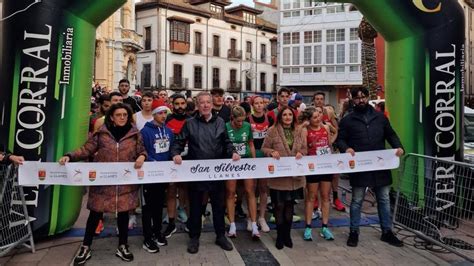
[[152, 99, 168, 115]]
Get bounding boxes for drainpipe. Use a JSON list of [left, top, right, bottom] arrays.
[[255, 25, 258, 93], [164, 4, 169, 89], [240, 24, 243, 98], [206, 17, 209, 91]]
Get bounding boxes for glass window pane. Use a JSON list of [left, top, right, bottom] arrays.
[[326, 45, 334, 64], [326, 29, 335, 42], [337, 44, 345, 63], [304, 46, 312, 65], [314, 45, 322, 64], [336, 29, 345, 41]]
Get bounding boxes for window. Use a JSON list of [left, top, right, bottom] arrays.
[[246, 76, 252, 91], [283, 33, 291, 45], [326, 29, 335, 42], [326, 45, 334, 64], [282, 68, 291, 74], [336, 44, 345, 63], [213, 35, 220, 57], [304, 0, 312, 7], [292, 0, 300, 8], [173, 64, 183, 85], [304, 67, 312, 73], [304, 46, 312, 65], [350, 66, 359, 72], [230, 38, 237, 51], [292, 11, 300, 17], [350, 28, 358, 40], [283, 0, 291, 10], [195, 32, 202, 54], [326, 66, 335, 72], [292, 32, 300, 44], [230, 69, 237, 85], [313, 67, 322, 72], [142, 64, 151, 88], [244, 12, 256, 24], [304, 10, 312, 16], [212, 68, 220, 88], [327, 4, 344, 13], [336, 66, 345, 72], [273, 73, 277, 90], [260, 72, 266, 91], [271, 41, 277, 57], [194, 66, 202, 88], [170, 21, 190, 43], [283, 47, 290, 65], [304, 31, 312, 43], [314, 45, 322, 64], [291, 67, 300, 73], [314, 30, 322, 42], [246, 41, 252, 58], [283, 12, 292, 18], [314, 8, 322, 15], [336, 29, 345, 41], [350, 43, 358, 63], [292, 47, 300, 65], [260, 44, 266, 62], [210, 4, 223, 18], [144, 26, 151, 50]]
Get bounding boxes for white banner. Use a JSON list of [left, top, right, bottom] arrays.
[[18, 149, 400, 186]]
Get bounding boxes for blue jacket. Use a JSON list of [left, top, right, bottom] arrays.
[[140, 121, 174, 162]]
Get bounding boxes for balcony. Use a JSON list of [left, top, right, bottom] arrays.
[[170, 40, 190, 54], [271, 56, 277, 66], [169, 77, 189, 91], [227, 49, 242, 61], [121, 29, 142, 51], [245, 52, 252, 60], [227, 81, 242, 92]]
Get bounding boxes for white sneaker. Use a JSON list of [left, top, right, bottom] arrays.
[[246, 219, 252, 232], [258, 217, 270, 233], [128, 214, 137, 229], [312, 209, 321, 220]]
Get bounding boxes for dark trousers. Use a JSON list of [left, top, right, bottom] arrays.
[[83, 210, 129, 246], [142, 183, 168, 241], [270, 189, 294, 242], [188, 181, 226, 239]]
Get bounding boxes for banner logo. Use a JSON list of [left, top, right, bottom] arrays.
[[38, 169, 46, 181], [308, 163, 315, 172], [88, 170, 96, 182]]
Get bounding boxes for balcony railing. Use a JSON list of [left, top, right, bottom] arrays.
[[227, 81, 242, 92], [227, 49, 242, 61], [169, 77, 189, 90]]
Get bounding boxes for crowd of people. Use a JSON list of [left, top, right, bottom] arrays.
[[54, 79, 405, 264]]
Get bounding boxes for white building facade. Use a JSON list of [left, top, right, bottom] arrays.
[[136, 0, 278, 98], [279, 1, 362, 106]]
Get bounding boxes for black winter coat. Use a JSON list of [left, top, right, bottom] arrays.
[[171, 113, 236, 190], [336, 106, 403, 187]]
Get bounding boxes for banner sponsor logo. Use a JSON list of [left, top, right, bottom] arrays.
[[18, 150, 400, 186]]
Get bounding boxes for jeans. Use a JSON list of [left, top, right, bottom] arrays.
[[350, 185, 392, 233]]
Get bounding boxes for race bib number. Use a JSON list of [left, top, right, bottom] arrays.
[[154, 139, 170, 153], [233, 143, 247, 156], [253, 131, 267, 139], [316, 146, 331, 156]]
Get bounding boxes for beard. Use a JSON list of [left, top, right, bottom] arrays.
[[174, 107, 185, 114], [354, 103, 368, 112]]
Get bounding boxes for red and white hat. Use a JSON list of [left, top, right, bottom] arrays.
[[152, 99, 168, 115]]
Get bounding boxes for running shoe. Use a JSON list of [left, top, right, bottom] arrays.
[[142, 239, 159, 253], [246, 219, 252, 232], [154, 233, 168, 246], [312, 209, 321, 220], [258, 217, 270, 233], [333, 198, 346, 212], [269, 215, 275, 223], [128, 214, 137, 230], [94, 219, 104, 235], [292, 215, 301, 223], [252, 231, 261, 241], [73, 245, 91, 265], [320, 227, 334, 240], [163, 223, 177, 238], [303, 228, 313, 241], [177, 207, 188, 223], [115, 244, 134, 262]]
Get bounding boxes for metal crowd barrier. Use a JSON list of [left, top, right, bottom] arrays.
[[0, 164, 35, 257], [393, 153, 473, 262]]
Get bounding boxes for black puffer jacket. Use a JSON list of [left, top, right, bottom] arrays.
[[336, 106, 403, 187]]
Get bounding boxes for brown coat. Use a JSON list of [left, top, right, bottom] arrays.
[[67, 125, 147, 213], [261, 125, 307, 191]]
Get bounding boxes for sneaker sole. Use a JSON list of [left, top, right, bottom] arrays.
[[142, 244, 159, 253], [303, 237, 313, 241], [115, 252, 133, 262], [156, 241, 167, 246], [164, 227, 177, 238], [320, 234, 334, 241], [74, 253, 91, 265]]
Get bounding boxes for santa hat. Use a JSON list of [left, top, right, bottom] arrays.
[[152, 99, 168, 115]]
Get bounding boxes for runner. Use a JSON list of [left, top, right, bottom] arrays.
[[300, 107, 335, 241], [247, 96, 273, 233], [163, 93, 191, 238], [133, 91, 154, 130], [225, 106, 259, 239], [139, 99, 174, 252]]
